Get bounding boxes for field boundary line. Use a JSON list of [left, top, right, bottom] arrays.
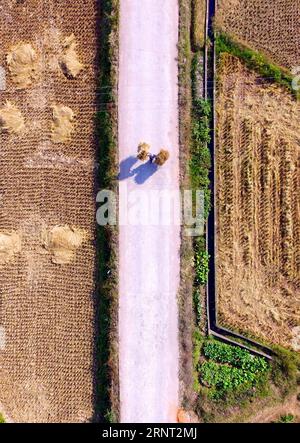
[[204, 0, 274, 360]]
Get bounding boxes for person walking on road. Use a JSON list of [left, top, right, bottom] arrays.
[[137, 142, 150, 161], [154, 149, 169, 166], [149, 153, 157, 163]]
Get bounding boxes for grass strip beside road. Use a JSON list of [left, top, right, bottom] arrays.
[[216, 32, 299, 99], [95, 0, 119, 423]]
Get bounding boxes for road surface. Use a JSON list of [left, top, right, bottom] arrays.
[[118, 0, 180, 423]]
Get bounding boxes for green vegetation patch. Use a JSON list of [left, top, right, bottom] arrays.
[[216, 33, 298, 99], [193, 330, 205, 392], [276, 414, 295, 424], [203, 340, 268, 373], [198, 339, 270, 401], [195, 248, 209, 286], [0, 413, 5, 423]]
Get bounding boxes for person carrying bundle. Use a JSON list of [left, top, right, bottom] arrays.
[[136, 143, 170, 166], [153, 149, 169, 166]]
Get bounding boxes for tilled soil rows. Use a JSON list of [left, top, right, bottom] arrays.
[[0, 0, 99, 422], [216, 54, 300, 350], [216, 0, 300, 69]]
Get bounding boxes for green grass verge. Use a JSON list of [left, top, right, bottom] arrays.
[[276, 414, 295, 424], [216, 32, 299, 99], [190, 48, 211, 322], [190, 73, 211, 219], [192, 329, 205, 392], [191, 0, 206, 50], [95, 0, 119, 423]]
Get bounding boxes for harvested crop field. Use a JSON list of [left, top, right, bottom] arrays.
[[0, 1, 99, 422], [216, 0, 300, 69], [216, 53, 300, 350]]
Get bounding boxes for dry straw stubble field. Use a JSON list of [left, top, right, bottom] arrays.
[[0, 0, 100, 422], [216, 53, 300, 351]]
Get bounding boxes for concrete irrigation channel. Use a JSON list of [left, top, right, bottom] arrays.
[[205, 0, 274, 360]]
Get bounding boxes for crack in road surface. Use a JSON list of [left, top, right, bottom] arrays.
[[118, 0, 180, 423]]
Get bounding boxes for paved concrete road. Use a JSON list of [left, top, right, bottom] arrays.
[[118, 0, 180, 423]]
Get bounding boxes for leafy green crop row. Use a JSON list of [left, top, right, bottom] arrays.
[[198, 339, 270, 400], [203, 341, 269, 373]]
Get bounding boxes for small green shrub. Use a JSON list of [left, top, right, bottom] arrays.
[[277, 414, 294, 423], [104, 409, 117, 423], [0, 413, 5, 424]]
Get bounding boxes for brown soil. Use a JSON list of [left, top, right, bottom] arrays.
[[0, 0, 99, 423], [177, 408, 199, 423], [216, 54, 300, 350], [216, 0, 300, 69]]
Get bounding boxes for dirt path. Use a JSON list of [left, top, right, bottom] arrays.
[[118, 0, 180, 423]]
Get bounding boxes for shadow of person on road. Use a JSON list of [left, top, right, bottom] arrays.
[[132, 161, 158, 185], [118, 156, 138, 180]]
